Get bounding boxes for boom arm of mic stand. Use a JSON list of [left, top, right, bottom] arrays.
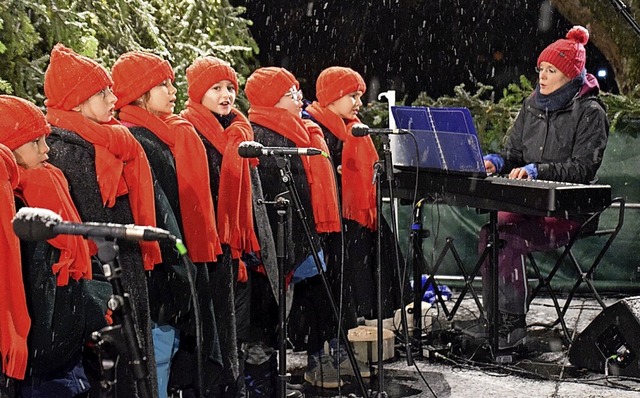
[[609, 0, 640, 37], [274, 156, 370, 398], [93, 237, 153, 398]]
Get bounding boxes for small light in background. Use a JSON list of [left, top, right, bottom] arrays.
[[597, 68, 608, 79], [538, 0, 553, 32]]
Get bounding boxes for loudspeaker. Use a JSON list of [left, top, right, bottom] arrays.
[[569, 297, 640, 377]]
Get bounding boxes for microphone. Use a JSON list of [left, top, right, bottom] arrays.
[[351, 123, 410, 137], [238, 141, 325, 158], [12, 207, 174, 242]]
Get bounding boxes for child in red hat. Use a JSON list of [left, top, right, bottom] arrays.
[[0, 94, 113, 397], [306, 65, 407, 375], [43, 43, 161, 397], [0, 143, 29, 391], [307, 66, 406, 317], [181, 56, 260, 396], [246, 66, 353, 389], [481, 26, 609, 350], [112, 50, 223, 397]]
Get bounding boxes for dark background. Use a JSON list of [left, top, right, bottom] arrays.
[[232, 0, 618, 103]]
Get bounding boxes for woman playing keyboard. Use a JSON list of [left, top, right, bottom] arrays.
[[480, 25, 609, 351]]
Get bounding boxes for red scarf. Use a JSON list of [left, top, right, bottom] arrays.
[[46, 109, 162, 270], [306, 102, 378, 230], [15, 163, 93, 286], [0, 145, 30, 379], [119, 105, 222, 262], [249, 106, 341, 233], [181, 102, 260, 258]]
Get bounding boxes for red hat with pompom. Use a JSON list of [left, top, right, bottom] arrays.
[[537, 26, 589, 80]]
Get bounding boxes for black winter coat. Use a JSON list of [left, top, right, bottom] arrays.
[[502, 90, 608, 184], [16, 199, 111, 378], [46, 126, 158, 398], [127, 125, 223, 391], [251, 122, 321, 275], [127, 126, 196, 327]]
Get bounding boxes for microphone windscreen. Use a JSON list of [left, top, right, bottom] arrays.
[[238, 141, 264, 158], [12, 207, 61, 241], [351, 123, 370, 137]]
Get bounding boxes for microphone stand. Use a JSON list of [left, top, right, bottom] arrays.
[[89, 237, 152, 398], [372, 135, 413, 397], [258, 193, 292, 398], [272, 155, 369, 398]]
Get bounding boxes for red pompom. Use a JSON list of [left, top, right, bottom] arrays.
[[566, 26, 589, 45]]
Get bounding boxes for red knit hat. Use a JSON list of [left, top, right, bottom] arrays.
[[112, 51, 175, 110], [537, 26, 589, 80], [186, 56, 238, 103], [316, 66, 366, 107], [0, 95, 51, 150], [245, 67, 299, 107], [44, 43, 113, 110]]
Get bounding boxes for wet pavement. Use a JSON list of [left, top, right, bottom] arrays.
[[286, 295, 640, 397]]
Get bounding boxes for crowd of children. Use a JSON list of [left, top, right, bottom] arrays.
[[0, 44, 401, 397], [0, 24, 610, 397]]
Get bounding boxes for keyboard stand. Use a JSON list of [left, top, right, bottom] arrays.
[[410, 199, 487, 339]]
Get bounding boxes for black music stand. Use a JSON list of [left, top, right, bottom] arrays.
[[371, 135, 416, 397], [271, 155, 369, 398], [388, 106, 503, 354], [409, 199, 430, 343]]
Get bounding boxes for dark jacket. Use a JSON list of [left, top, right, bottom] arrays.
[[127, 126, 195, 327], [46, 126, 158, 398], [198, 131, 223, 210], [127, 125, 223, 391], [15, 197, 111, 379], [193, 120, 244, 386], [502, 74, 609, 184], [251, 122, 321, 274]]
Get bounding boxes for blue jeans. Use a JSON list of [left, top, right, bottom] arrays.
[[152, 324, 180, 398], [19, 358, 90, 397]]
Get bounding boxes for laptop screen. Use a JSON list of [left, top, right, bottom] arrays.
[[389, 106, 487, 178]]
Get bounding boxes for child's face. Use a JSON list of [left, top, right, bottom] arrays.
[[327, 90, 364, 120], [145, 80, 177, 116], [77, 87, 117, 123], [201, 80, 236, 116], [275, 86, 303, 117], [13, 135, 49, 169]]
